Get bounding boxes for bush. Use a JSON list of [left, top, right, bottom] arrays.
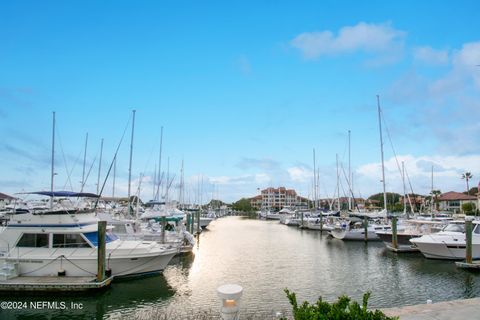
[[282, 289, 398, 320], [462, 202, 476, 216]]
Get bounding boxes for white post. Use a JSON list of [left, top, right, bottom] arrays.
[[217, 284, 243, 320]]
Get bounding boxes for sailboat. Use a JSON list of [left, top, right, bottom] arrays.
[[330, 97, 390, 241], [0, 112, 178, 278]]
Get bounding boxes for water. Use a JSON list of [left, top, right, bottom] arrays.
[[2, 216, 480, 319]]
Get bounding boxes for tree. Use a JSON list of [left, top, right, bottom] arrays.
[[431, 190, 441, 211], [461, 172, 473, 195], [462, 202, 476, 215], [232, 198, 253, 212]]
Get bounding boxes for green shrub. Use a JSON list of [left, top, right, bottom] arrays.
[[282, 289, 398, 320]]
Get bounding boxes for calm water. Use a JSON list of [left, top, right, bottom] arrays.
[[2, 216, 480, 319]]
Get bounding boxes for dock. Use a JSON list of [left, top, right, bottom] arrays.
[[386, 245, 419, 253], [455, 260, 480, 270], [382, 297, 480, 320], [0, 276, 113, 292]]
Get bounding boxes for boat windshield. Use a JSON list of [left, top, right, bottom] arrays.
[[443, 223, 465, 233], [83, 231, 119, 247]]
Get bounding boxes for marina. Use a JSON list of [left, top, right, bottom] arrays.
[[1, 1, 480, 319], [1, 216, 480, 318]]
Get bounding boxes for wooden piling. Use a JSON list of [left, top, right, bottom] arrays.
[[364, 216, 368, 242], [97, 221, 106, 282], [301, 212, 304, 228], [392, 216, 398, 250], [466, 218, 473, 264], [161, 216, 167, 244], [196, 211, 200, 234]]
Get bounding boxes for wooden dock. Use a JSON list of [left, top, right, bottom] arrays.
[[382, 297, 480, 319], [455, 260, 480, 270], [0, 276, 113, 292]]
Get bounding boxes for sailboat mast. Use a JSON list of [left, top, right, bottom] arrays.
[[81, 132, 88, 192], [313, 148, 316, 210], [97, 138, 104, 195], [402, 161, 407, 217], [377, 95, 387, 211], [336, 153, 340, 211], [112, 156, 116, 198], [127, 110, 136, 215], [348, 130, 351, 211], [431, 165, 434, 214], [50, 111, 56, 209], [155, 126, 163, 200]]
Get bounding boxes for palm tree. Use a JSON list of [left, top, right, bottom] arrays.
[[431, 190, 441, 211], [461, 172, 473, 195]]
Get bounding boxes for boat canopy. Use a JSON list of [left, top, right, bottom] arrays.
[[23, 191, 100, 198]]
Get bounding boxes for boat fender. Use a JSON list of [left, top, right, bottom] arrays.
[[58, 269, 66, 277]]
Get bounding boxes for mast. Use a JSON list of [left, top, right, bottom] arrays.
[[96, 138, 104, 195], [112, 156, 116, 198], [155, 126, 163, 201], [313, 148, 316, 211], [166, 157, 170, 202], [402, 161, 407, 217], [348, 130, 351, 211], [336, 153, 340, 211], [50, 111, 56, 209], [377, 95, 387, 211], [81, 132, 88, 192], [127, 110, 136, 215], [153, 163, 157, 200], [431, 165, 434, 215], [179, 158, 184, 208]]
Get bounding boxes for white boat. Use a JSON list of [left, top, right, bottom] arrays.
[[410, 220, 480, 260], [330, 218, 390, 241], [267, 207, 295, 221], [0, 193, 177, 278], [375, 218, 450, 252]]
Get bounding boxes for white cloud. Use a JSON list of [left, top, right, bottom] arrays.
[[413, 46, 449, 65], [290, 22, 405, 60], [287, 166, 313, 183], [356, 154, 480, 196]]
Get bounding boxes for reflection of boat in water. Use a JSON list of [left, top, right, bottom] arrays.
[[0, 274, 176, 319], [0, 254, 196, 319]]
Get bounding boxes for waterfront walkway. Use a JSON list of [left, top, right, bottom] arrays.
[[382, 297, 480, 319]]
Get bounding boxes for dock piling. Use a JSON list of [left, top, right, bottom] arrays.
[[364, 216, 368, 242], [196, 211, 200, 234], [97, 220, 106, 282], [466, 217, 473, 264], [392, 216, 398, 250]]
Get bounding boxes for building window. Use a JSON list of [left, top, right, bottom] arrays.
[[17, 233, 49, 248], [448, 201, 460, 208]]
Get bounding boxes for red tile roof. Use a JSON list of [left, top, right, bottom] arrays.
[[439, 191, 477, 201]]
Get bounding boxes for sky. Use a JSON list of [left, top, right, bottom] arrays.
[[1, 1, 479, 203]]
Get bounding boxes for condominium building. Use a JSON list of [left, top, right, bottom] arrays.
[[250, 187, 309, 210]]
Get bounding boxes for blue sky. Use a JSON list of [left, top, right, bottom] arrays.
[[1, 1, 479, 203]]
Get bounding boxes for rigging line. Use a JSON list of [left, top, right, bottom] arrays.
[[380, 108, 418, 213], [94, 115, 132, 209], [56, 127, 74, 191], [339, 162, 360, 212], [135, 142, 157, 198], [380, 110, 405, 185], [80, 153, 98, 193], [61, 149, 83, 191]]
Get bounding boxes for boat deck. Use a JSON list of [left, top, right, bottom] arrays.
[[0, 276, 113, 292]]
